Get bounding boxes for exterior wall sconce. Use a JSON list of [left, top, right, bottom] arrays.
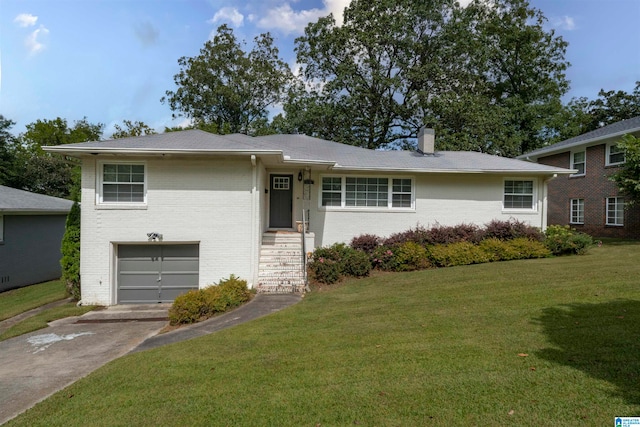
[[298, 171, 303, 181], [147, 232, 163, 242]]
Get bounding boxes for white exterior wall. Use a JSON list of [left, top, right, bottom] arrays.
[[309, 171, 547, 247], [80, 156, 258, 306]]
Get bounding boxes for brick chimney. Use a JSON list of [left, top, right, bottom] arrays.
[[418, 127, 435, 154]]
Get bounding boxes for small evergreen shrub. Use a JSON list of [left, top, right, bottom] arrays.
[[387, 241, 430, 271], [507, 238, 552, 259], [308, 243, 372, 283], [168, 275, 252, 325], [168, 290, 207, 325], [544, 225, 594, 255], [428, 242, 491, 267], [60, 201, 81, 300], [343, 250, 372, 277], [478, 238, 520, 261], [350, 234, 381, 254], [371, 245, 397, 271]]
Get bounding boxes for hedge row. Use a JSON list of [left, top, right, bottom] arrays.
[[168, 275, 253, 325], [308, 221, 593, 285]]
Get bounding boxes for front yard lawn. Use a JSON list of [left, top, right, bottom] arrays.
[[0, 279, 67, 321], [8, 242, 640, 426]]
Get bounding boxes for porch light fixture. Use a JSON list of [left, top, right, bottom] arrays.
[[298, 171, 303, 181], [147, 232, 163, 242]]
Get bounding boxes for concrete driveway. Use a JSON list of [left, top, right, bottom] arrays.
[[0, 307, 167, 424], [0, 294, 301, 424]]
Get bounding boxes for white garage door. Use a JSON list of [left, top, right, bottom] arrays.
[[117, 244, 199, 303]]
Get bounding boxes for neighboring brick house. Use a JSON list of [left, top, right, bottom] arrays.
[[519, 116, 640, 239]]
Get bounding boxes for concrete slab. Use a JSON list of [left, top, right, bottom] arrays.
[[0, 317, 165, 424]]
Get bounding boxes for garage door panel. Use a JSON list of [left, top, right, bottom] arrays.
[[117, 244, 199, 304]]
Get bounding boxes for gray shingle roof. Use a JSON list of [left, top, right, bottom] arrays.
[[44, 131, 572, 175], [519, 116, 640, 160], [0, 186, 73, 213]]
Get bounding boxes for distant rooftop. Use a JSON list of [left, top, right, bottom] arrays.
[[519, 116, 640, 160], [0, 186, 73, 213]]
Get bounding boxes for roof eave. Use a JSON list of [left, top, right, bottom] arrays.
[[330, 165, 574, 174], [43, 146, 284, 157]]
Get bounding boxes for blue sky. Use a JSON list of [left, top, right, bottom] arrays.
[[1, 0, 639, 137]]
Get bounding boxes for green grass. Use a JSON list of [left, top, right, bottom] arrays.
[[0, 303, 96, 341], [0, 279, 67, 321], [8, 243, 640, 426]]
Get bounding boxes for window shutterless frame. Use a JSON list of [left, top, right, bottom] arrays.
[[606, 144, 625, 166], [570, 198, 584, 224], [97, 161, 147, 205], [570, 151, 585, 176], [606, 197, 624, 226], [319, 175, 414, 210], [503, 178, 536, 211]]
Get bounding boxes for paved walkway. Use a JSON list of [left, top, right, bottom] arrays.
[[0, 294, 301, 424]]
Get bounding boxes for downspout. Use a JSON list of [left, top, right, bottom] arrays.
[[542, 174, 557, 231], [250, 155, 258, 289]]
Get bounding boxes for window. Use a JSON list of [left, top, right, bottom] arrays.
[[273, 176, 290, 190], [571, 151, 585, 175], [570, 198, 584, 224], [100, 163, 146, 203], [320, 176, 413, 209], [503, 180, 535, 210], [607, 144, 625, 166], [606, 197, 624, 226]]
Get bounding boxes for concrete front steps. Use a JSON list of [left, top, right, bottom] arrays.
[[257, 232, 306, 293]]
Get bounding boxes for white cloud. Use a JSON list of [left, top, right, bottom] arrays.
[[14, 13, 38, 27], [25, 25, 49, 55], [209, 7, 244, 27], [256, 0, 351, 35], [554, 15, 576, 31]]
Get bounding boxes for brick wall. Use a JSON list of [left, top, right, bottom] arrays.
[[539, 144, 640, 239]]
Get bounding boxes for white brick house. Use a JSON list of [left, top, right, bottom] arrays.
[[45, 130, 573, 305]]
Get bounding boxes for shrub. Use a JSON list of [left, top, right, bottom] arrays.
[[60, 201, 81, 300], [507, 238, 552, 259], [478, 238, 520, 261], [383, 225, 431, 247], [544, 225, 594, 255], [168, 290, 207, 325], [425, 223, 482, 245], [308, 257, 342, 284], [168, 275, 252, 325], [309, 243, 372, 283], [343, 250, 372, 277], [387, 241, 430, 271], [428, 242, 491, 267], [350, 234, 381, 254], [483, 219, 543, 242], [371, 245, 396, 271]]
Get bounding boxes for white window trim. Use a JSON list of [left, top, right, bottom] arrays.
[[96, 161, 148, 208], [606, 143, 625, 166], [318, 175, 415, 211], [606, 196, 624, 226], [570, 151, 586, 176], [502, 178, 538, 213], [570, 198, 584, 224]]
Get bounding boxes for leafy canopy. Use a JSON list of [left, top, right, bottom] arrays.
[[611, 134, 640, 205]]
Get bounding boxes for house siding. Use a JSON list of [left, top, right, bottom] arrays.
[[308, 172, 547, 247], [538, 144, 640, 239], [80, 156, 258, 306], [0, 214, 67, 292]]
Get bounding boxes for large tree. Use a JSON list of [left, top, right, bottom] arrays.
[[611, 134, 640, 205], [111, 120, 157, 139], [162, 25, 295, 135], [14, 117, 103, 198], [0, 115, 18, 186], [291, 0, 569, 154]]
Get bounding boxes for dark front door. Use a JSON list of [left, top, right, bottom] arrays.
[[269, 174, 293, 228]]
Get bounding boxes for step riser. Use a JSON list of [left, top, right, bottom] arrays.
[[258, 234, 306, 294]]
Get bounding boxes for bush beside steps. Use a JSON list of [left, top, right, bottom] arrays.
[[169, 275, 254, 325]]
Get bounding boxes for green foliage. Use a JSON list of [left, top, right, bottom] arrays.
[[384, 242, 431, 272], [428, 241, 492, 268], [292, 0, 569, 154], [0, 115, 18, 186], [162, 24, 295, 136], [308, 243, 372, 284], [110, 120, 157, 139], [478, 238, 521, 261], [506, 237, 552, 259], [544, 225, 594, 256], [611, 134, 640, 204], [60, 201, 81, 300], [168, 275, 252, 325]]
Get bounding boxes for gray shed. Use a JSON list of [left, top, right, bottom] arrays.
[[0, 186, 73, 292]]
